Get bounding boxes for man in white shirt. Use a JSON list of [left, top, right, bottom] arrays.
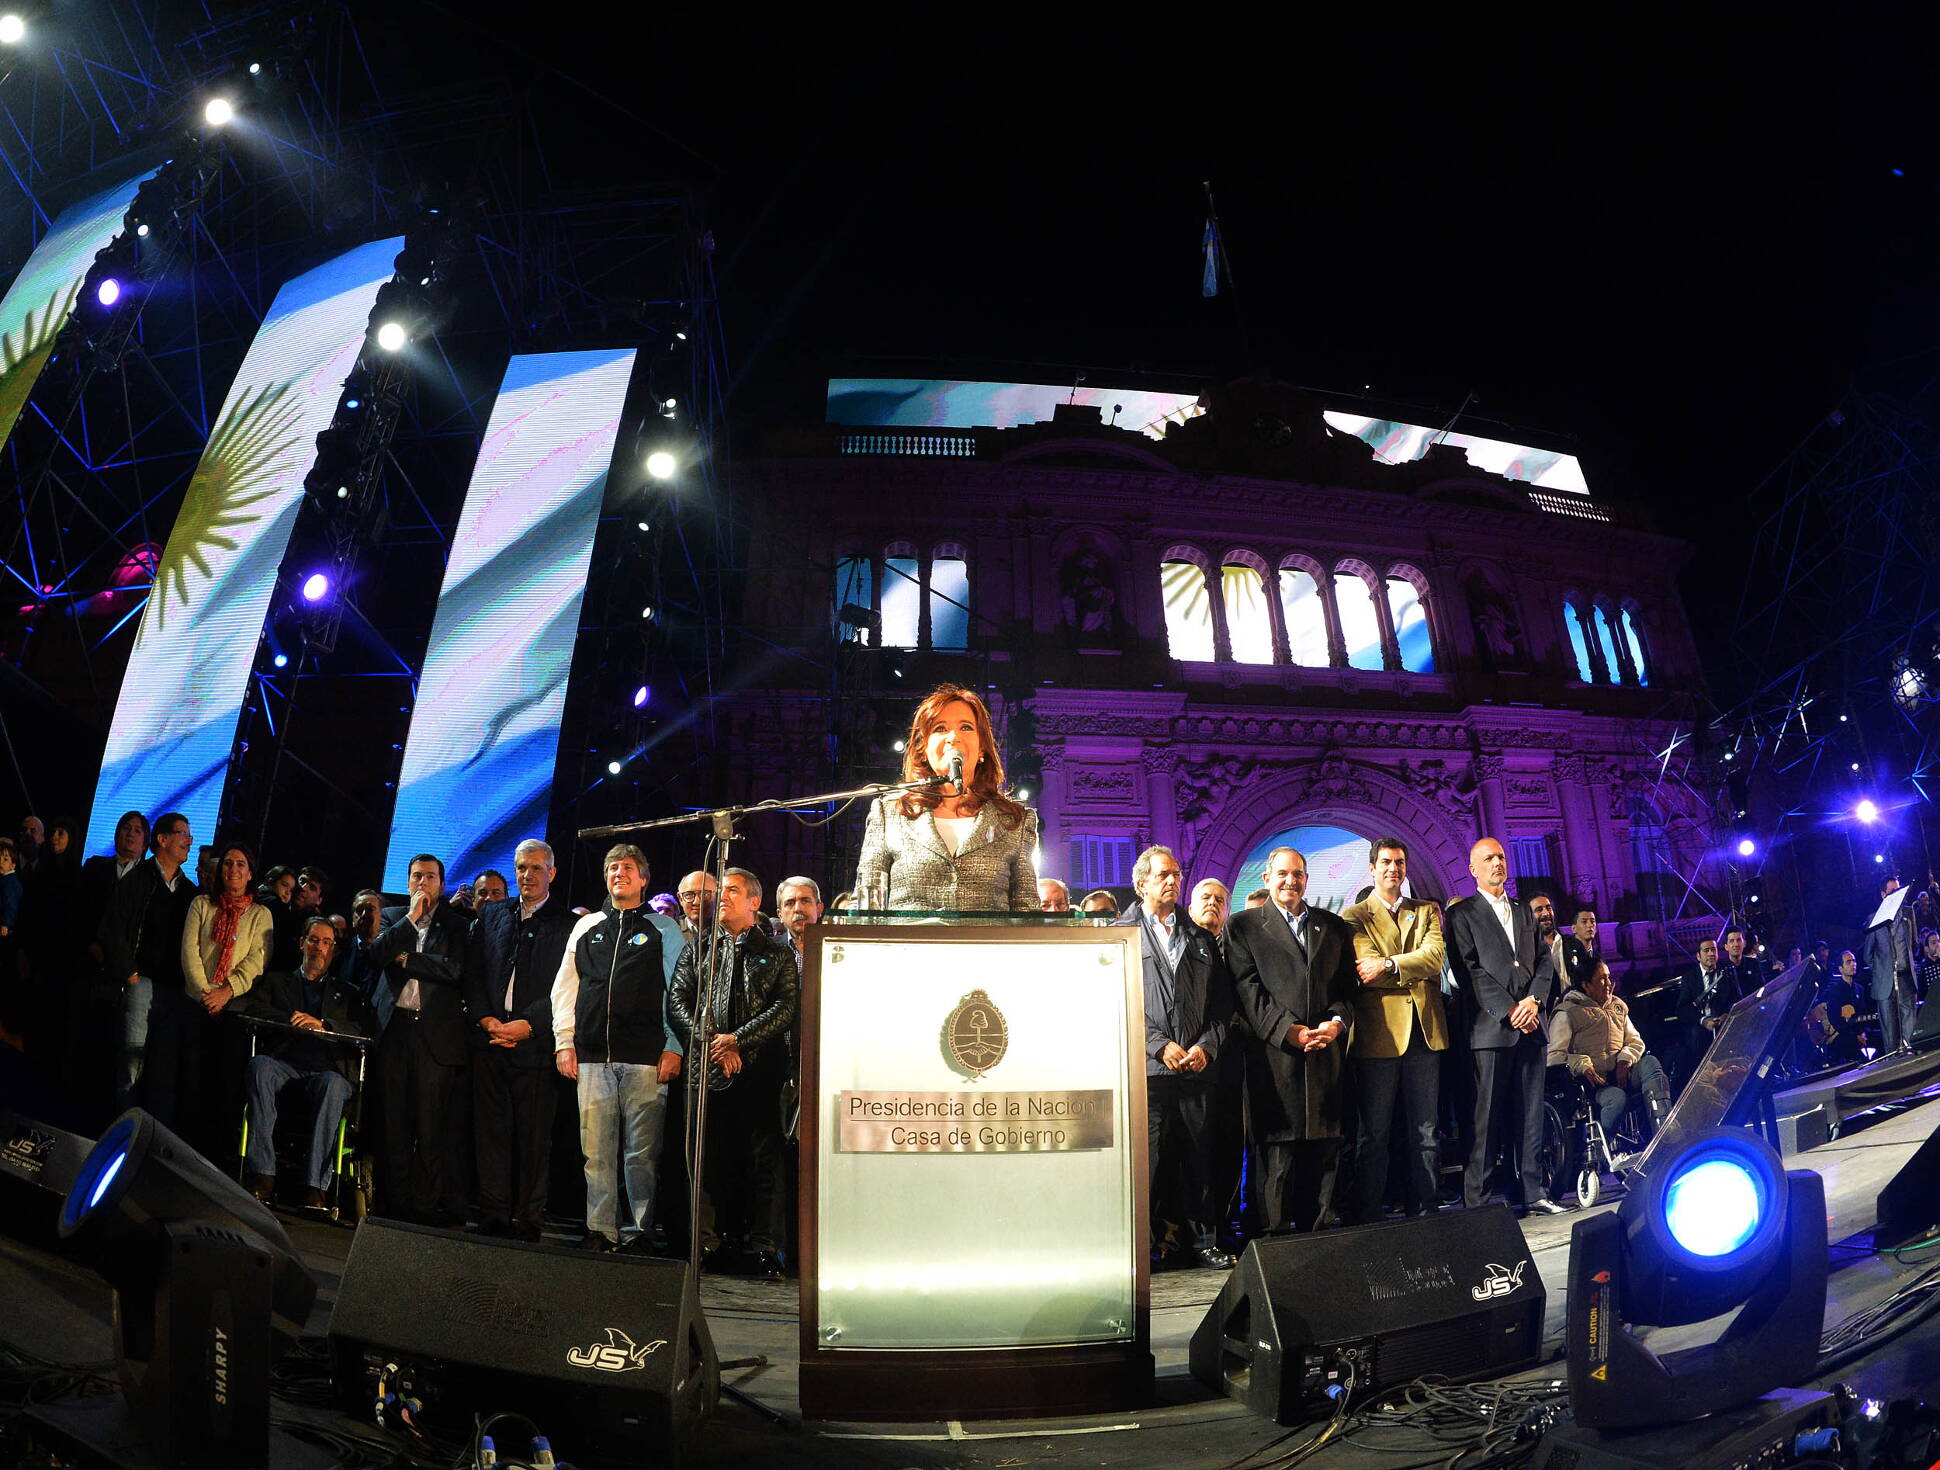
[[1445, 837, 1563, 1216]]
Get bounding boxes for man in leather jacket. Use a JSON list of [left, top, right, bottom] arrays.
[[667, 865, 798, 1277]]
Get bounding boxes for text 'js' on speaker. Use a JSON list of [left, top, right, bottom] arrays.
[[1876, 1119, 1940, 1250], [328, 1219, 718, 1467], [1190, 1205, 1544, 1424]]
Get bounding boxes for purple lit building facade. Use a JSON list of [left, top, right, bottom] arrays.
[[726, 381, 1720, 983]]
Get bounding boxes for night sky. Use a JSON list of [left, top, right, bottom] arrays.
[[396, 7, 1940, 552]]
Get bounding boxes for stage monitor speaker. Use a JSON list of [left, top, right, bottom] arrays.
[[1190, 1204, 1544, 1424], [1876, 1120, 1940, 1250], [0, 1109, 93, 1247], [328, 1219, 717, 1466]]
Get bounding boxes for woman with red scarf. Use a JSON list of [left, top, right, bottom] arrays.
[[175, 841, 273, 1152]]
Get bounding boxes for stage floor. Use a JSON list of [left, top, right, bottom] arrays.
[[6, 1102, 1939, 1467]]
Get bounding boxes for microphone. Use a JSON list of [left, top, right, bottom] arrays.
[[946, 746, 965, 791]]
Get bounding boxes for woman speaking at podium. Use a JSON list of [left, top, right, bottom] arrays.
[[853, 684, 1040, 913]]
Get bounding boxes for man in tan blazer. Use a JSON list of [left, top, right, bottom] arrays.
[[1342, 837, 1449, 1223]]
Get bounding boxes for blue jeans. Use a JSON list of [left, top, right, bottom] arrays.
[[245, 1055, 353, 1190], [118, 975, 154, 1107], [578, 1061, 665, 1243]]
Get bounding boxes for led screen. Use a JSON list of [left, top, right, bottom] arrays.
[[382, 349, 636, 888], [0, 165, 158, 451], [1234, 824, 1377, 916], [827, 377, 1203, 440], [1322, 411, 1589, 494], [87, 238, 404, 847]]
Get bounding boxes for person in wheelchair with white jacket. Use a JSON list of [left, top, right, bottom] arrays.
[[1546, 959, 1671, 1166]]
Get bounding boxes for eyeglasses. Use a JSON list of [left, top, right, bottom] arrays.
[[677, 891, 707, 901]]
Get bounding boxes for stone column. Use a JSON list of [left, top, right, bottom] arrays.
[[1204, 563, 1233, 663], [1370, 573, 1403, 671], [1143, 746, 1180, 849], [1474, 752, 1508, 839], [1038, 745, 1067, 857]]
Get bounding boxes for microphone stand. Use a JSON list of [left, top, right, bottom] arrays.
[[577, 773, 945, 1298]]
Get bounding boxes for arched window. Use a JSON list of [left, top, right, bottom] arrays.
[[1592, 603, 1625, 684], [1564, 597, 1595, 682], [1221, 553, 1274, 664], [929, 541, 969, 651], [1160, 551, 1214, 661], [1385, 569, 1435, 674], [1278, 564, 1329, 666], [878, 541, 922, 647], [1619, 604, 1650, 687], [1334, 568, 1384, 670]]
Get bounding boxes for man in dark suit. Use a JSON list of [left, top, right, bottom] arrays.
[[1719, 926, 1761, 1002], [1117, 844, 1235, 1269], [463, 838, 577, 1240], [1865, 874, 1919, 1054], [1561, 907, 1601, 992], [1672, 936, 1737, 1089], [371, 852, 473, 1224], [1226, 846, 1356, 1233], [1445, 837, 1563, 1215]]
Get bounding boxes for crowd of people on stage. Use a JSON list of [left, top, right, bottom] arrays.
[[0, 684, 1929, 1275]]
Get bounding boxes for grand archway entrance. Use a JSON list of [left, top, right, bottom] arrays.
[[1231, 820, 1442, 915]]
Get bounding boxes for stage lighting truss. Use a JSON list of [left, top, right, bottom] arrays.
[[1566, 1126, 1826, 1428]]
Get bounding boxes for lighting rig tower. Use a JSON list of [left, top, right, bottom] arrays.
[[1720, 374, 1940, 935]]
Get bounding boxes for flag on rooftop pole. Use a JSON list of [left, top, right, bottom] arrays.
[[1202, 217, 1221, 297]]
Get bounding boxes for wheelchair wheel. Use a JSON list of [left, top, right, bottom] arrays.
[[1577, 1167, 1600, 1209], [1538, 1099, 1570, 1204]]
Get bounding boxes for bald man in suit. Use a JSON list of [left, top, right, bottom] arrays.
[[1445, 837, 1564, 1216], [1342, 837, 1449, 1223]]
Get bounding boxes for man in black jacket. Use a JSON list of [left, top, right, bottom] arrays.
[[1445, 837, 1563, 1216], [98, 811, 197, 1119], [240, 916, 372, 1210], [463, 838, 578, 1240], [371, 852, 472, 1224], [668, 866, 798, 1275], [551, 843, 688, 1251], [1225, 846, 1357, 1234], [1672, 935, 1737, 1089], [1118, 844, 1234, 1269]]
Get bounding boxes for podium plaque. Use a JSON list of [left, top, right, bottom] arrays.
[[798, 919, 1152, 1420]]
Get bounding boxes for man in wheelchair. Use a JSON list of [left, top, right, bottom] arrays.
[[1546, 960, 1670, 1161], [240, 915, 373, 1211]]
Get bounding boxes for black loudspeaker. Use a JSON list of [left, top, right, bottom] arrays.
[[1190, 1205, 1544, 1424], [329, 1219, 717, 1466], [1876, 1121, 1940, 1249], [0, 1110, 92, 1245]]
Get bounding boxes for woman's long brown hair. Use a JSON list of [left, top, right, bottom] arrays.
[[894, 683, 1027, 829]]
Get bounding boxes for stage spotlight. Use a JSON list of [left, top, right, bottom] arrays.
[[636, 520, 650, 532], [203, 96, 235, 127], [335, 486, 349, 499], [300, 572, 331, 602], [1851, 762, 1861, 772], [1736, 838, 1755, 857], [607, 759, 623, 775], [135, 222, 150, 238], [374, 320, 408, 352], [632, 685, 649, 708], [248, 61, 262, 74], [1721, 750, 1734, 762], [1856, 799, 1880, 823], [58, 1110, 317, 1464], [640, 605, 655, 621], [0, 14, 24, 44], [645, 450, 677, 480], [1564, 1126, 1824, 1428], [96, 278, 121, 307], [660, 396, 678, 418], [272, 653, 288, 669], [344, 397, 361, 410], [1876, 853, 1886, 863]]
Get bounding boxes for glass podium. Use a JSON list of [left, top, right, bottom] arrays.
[[797, 913, 1152, 1420]]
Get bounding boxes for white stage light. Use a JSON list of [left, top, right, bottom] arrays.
[[645, 450, 677, 480], [374, 321, 407, 352], [203, 97, 235, 127], [607, 760, 623, 776], [1856, 799, 1880, 823], [0, 15, 25, 44]]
